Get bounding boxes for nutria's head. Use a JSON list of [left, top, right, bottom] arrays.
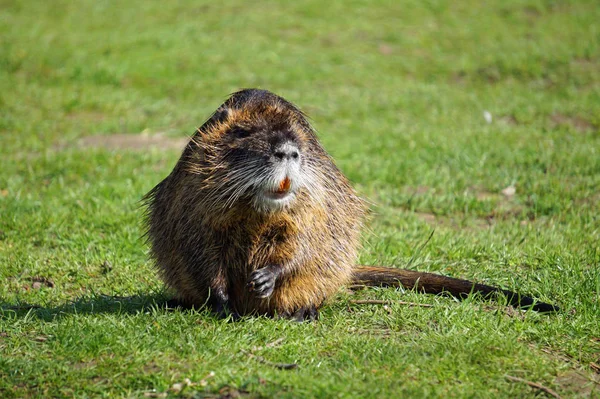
[[188, 89, 324, 214]]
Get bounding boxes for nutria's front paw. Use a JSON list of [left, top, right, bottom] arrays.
[[278, 305, 320, 322], [247, 266, 281, 298]]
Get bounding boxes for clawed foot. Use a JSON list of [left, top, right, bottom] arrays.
[[247, 265, 281, 298], [164, 297, 240, 321], [211, 301, 241, 321], [209, 287, 240, 321], [163, 297, 194, 310], [278, 305, 319, 322]]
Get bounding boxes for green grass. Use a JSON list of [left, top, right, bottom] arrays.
[[1, 0, 599, 397]]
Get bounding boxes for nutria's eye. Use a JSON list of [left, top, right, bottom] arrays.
[[231, 127, 251, 139]]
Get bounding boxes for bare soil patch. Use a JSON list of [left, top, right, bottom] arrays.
[[75, 134, 188, 151], [551, 113, 596, 133], [498, 115, 518, 126], [554, 370, 599, 398]]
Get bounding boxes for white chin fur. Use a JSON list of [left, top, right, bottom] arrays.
[[247, 156, 302, 213], [254, 190, 297, 213], [253, 172, 301, 213]]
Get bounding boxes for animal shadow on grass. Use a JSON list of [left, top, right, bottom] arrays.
[[0, 293, 198, 322]]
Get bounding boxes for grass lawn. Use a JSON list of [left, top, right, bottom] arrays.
[[1, 1, 599, 397]]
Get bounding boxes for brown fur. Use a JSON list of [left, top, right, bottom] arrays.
[[144, 89, 557, 319]]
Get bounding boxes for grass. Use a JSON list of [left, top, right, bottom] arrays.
[[1, 0, 599, 397]]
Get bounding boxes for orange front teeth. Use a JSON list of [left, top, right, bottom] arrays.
[[277, 176, 291, 193]]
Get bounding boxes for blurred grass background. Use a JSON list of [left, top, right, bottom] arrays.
[[1, 1, 599, 397]]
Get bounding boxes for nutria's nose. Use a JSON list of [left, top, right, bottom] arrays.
[[273, 142, 300, 161]]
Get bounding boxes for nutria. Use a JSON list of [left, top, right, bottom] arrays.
[[144, 89, 557, 320]]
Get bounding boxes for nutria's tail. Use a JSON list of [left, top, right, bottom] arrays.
[[352, 266, 558, 312]]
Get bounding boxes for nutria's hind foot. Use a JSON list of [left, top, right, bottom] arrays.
[[202, 301, 242, 321], [278, 305, 319, 322], [163, 297, 192, 310], [207, 288, 242, 320], [211, 303, 241, 321], [163, 295, 241, 320], [247, 265, 282, 298]]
